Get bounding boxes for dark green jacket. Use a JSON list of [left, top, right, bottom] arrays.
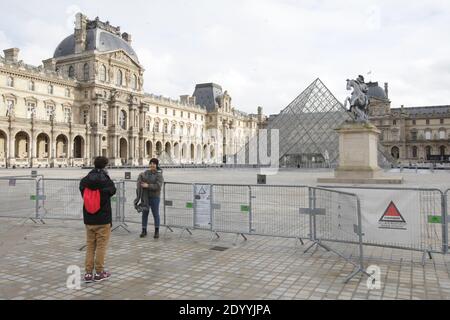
[[134, 169, 164, 212]]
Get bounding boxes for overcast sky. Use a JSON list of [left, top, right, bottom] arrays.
[[1, 0, 449, 115]]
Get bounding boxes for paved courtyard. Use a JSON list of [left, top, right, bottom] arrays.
[[1, 168, 450, 300], [1, 217, 450, 300]]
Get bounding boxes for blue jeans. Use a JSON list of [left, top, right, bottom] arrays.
[[142, 197, 160, 229]]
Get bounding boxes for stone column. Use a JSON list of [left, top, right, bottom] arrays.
[[68, 122, 73, 166], [85, 127, 90, 166], [50, 120, 55, 167], [8, 125, 14, 167]]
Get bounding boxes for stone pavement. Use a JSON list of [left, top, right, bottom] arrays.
[[1, 218, 450, 300]]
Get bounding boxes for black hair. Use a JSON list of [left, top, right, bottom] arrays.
[[94, 156, 109, 169], [150, 158, 159, 167]]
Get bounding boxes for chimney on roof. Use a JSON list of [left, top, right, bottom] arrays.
[[122, 32, 132, 45], [74, 13, 87, 54], [3, 48, 19, 63], [384, 82, 389, 99], [180, 95, 189, 104], [42, 58, 56, 71]]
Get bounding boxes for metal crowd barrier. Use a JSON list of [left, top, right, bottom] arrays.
[[319, 185, 446, 264], [156, 182, 366, 282], [5, 175, 450, 281], [0, 176, 128, 231], [0, 176, 39, 221]]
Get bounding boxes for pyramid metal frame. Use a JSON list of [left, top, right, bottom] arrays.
[[240, 78, 392, 168]]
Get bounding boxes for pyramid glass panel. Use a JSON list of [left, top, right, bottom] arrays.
[[239, 78, 392, 168]]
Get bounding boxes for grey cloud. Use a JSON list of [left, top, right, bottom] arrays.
[[1, 0, 449, 114]]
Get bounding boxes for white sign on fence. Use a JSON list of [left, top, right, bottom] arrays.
[[333, 188, 441, 250], [194, 184, 212, 228]]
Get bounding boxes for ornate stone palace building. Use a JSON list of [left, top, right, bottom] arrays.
[[368, 82, 450, 163], [0, 13, 265, 168]]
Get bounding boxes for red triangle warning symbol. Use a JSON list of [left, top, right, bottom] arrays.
[[379, 201, 406, 223]]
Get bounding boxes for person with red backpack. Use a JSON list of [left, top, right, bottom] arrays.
[[79, 156, 116, 283]]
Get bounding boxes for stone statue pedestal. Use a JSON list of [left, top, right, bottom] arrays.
[[318, 122, 403, 184]]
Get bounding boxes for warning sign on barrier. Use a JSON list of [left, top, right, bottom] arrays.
[[194, 185, 211, 228], [378, 201, 407, 230]]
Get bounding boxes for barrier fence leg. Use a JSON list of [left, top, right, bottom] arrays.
[[179, 228, 193, 239], [164, 226, 174, 237], [209, 231, 220, 242], [342, 198, 370, 284], [112, 181, 130, 234], [421, 249, 433, 267], [442, 192, 448, 254], [28, 178, 45, 225], [303, 189, 329, 255]]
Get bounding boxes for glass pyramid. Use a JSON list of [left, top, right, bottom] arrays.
[[241, 78, 392, 168]]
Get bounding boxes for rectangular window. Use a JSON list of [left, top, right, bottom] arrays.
[[102, 110, 107, 127], [27, 103, 35, 119], [6, 100, 14, 116], [156, 106, 159, 113], [426, 131, 432, 140], [426, 119, 430, 125], [393, 120, 397, 125], [412, 119, 416, 125], [165, 108, 168, 115], [411, 132, 417, 141], [45, 106, 54, 120], [181, 111, 184, 118], [64, 108, 71, 123], [440, 131, 446, 140], [441, 119, 445, 124], [173, 110, 176, 116]]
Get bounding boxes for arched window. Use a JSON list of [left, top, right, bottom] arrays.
[[164, 123, 168, 134], [116, 70, 123, 86], [440, 146, 446, 157], [68, 66, 75, 78], [7, 76, 14, 87], [100, 64, 106, 82], [154, 122, 160, 133], [391, 146, 400, 159], [119, 110, 127, 130], [83, 63, 89, 81]]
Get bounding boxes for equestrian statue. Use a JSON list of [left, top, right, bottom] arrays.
[[344, 75, 370, 123]]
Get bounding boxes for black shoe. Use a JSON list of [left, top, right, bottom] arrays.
[[140, 230, 147, 238], [154, 228, 160, 239]]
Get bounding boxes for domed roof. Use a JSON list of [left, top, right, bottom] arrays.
[[53, 28, 139, 63], [367, 82, 388, 100]]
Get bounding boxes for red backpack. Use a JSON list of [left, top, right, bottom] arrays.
[[83, 188, 101, 215]]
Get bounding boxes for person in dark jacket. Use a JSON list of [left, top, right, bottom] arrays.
[[79, 156, 116, 283], [134, 158, 164, 239]]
